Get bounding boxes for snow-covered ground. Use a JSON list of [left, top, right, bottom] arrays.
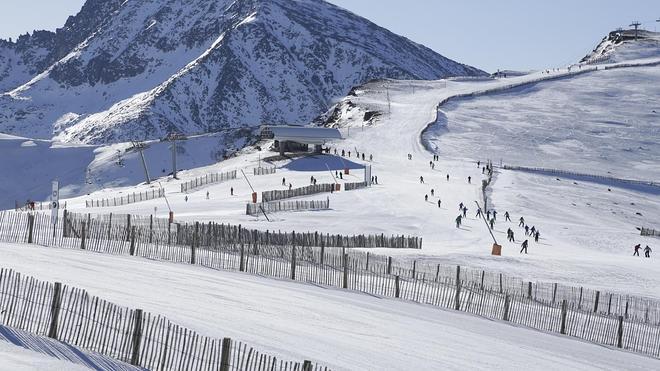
[[1, 243, 658, 371], [0, 341, 89, 371], [35, 55, 657, 304]]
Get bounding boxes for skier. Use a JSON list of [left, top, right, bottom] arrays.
[[310, 176, 315, 184], [348, 151, 351, 157], [477, 161, 481, 168], [184, 195, 188, 202], [230, 187, 234, 196], [482, 167, 486, 174], [340, 173, 343, 180], [420, 176, 424, 184], [446, 174, 450, 181], [370, 154, 373, 161], [463, 207, 468, 218], [519, 217, 525, 227], [431, 162, 435, 170], [429, 161, 433, 168], [645, 245, 652, 258], [459, 202, 464, 211], [456, 215, 462, 228], [362, 153, 365, 161], [468, 176, 472, 184], [425, 194, 429, 202], [525, 225, 530, 236], [375, 176, 378, 184], [206, 191, 210, 200], [504, 211, 511, 222], [334, 148, 337, 155], [508, 229, 515, 242], [534, 231, 540, 243], [289, 183, 292, 190], [371, 176, 375, 184], [520, 240, 529, 254], [492, 210, 497, 220], [431, 189, 435, 197], [489, 218, 495, 229], [634, 244, 641, 256], [476, 208, 482, 218], [438, 199, 442, 208], [342, 149, 345, 156], [282, 177, 286, 186], [486, 210, 491, 219]]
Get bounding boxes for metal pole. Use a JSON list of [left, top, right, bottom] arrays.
[[240, 169, 256, 193], [172, 139, 178, 179], [475, 200, 498, 245], [138, 146, 151, 184]]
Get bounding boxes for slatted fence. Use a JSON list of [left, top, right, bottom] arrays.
[[344, 182, 367, 191], [253, 167, 277, 176], [181, 170, 237, 193], [641, 228, 659, 237], [85, 189, 165, 208], [0, 268, 328, 371], [247, 199, 330, 216], [262, 184, 335, 202], [502, 165, 659, 188], [2, 211, 660, 358]]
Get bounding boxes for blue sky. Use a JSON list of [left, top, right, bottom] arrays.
[[1, 0, 658, 72]]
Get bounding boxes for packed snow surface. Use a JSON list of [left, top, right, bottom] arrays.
[[0, 243, 657, 371]]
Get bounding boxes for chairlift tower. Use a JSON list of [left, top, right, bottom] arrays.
[[630, 21, 642, 40], [131, 141, 151, 184], [162, 133, 187, 179]]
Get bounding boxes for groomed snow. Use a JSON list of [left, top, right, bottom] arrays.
[[0, 243, 657, 371]]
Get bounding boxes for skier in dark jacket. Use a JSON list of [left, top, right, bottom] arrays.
[[645, 245, 652, 258], [525, 225, 530, 235], [438, 199, 442, 208], [476, 208, 482, 218], [520, 240, 529, 254], [519, 217, 525, 227], [492, 210, 497, 220], [534, 231, 540, 243], [425, 194, 429, 202], [634, 244, 641, 256], [455, 215, 462, 228], [505, 211, 511, 222], [489, 218, 495, 229], [463, 207, 468, 218], [420, 176, 424, 184]]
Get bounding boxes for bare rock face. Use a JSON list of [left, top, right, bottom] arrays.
[[0, 0, 485, 145]]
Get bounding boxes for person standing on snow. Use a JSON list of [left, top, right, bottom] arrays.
[[492, 210, 497, 220], [420, 176, 424, 184], [489, 218, 495, 229], [468, 176, 472, 184], [431, 189, 435, 197], [456, 215, 462, 228], [463, 207, 468, 218], [525, 225, 530, 236], [476, 208, 482, 218], [520, 240, 529, 254], [206, 191, 210, 200], [534, 231, 540, 243], [446, 174, 450, 181], [425, 194, 429, 202], [519, 217, 525, 227], [230, 187, 234, 196], [438, 199, 442, 208], [634, 244, 641, 256], [505, 211, 511, 222], [644, 245, 652, 258]]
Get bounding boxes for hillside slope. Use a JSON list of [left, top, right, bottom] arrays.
[[0, 0, 483, 145]]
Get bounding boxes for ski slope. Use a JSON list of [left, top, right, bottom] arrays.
[[0, 341, 88, 371], [1, 243, 658, 371]]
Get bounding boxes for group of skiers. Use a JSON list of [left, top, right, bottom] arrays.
[[633, 244, 653, 258], [335, 148, 373, 162]]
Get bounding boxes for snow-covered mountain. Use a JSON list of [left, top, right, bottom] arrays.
[[581, 29, 660, 64], [0, 0, 484, 145]]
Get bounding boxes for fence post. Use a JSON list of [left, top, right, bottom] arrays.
[[320, 239, 325, 266], [80, 222, 86, 250], [27, 214, 35, 244], [499, 273, 503, 294], [149, 215, 153, 244], [191, 222, 198, 265], [578, 287, 583, 309], [387, 257, 392, 275], [454, 265, 461, 311], [63, 210, 68, 238], [607, 294, 612, 315], [617, 316, 624, 348], [126, 214, 131, 242], [130, 309, 144, 366], [220, 337, 232, 371], [552, 283, 558, 304], [129, 226, 136, 256], [240, 242, 246, 272], [435, 265, 440, 282], [527, 282, 532, 300], [594, 291, 600, 313], [303, 360, 313, 371], [343, 253, 348, 289], [625, 301, 629, 319], [395, 275, 400, 298], [412, 260, 416, 278], [503, 294, 510, 321], [47, 282, 63, 339], [291, 240, 297, 281], [560, 300, 568, 334], [480, 270, 485, 291], [365, 252, 370, 270]]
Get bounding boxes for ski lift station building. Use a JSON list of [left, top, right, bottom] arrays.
[[261, 126, 343, 155]]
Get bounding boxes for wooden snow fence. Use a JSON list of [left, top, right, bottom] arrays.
[[85, 189, 165, 208], [181, 170, 237, 193], [343, 182, 367, 191], [247, 199, 330, 216], [0, 268, 329, 371], [262, 184, 335, 202], [502, 165, 660, 189], [4, 211, 660, 358], [641, 228, 659, 237], [253, 167, 277, 176]]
